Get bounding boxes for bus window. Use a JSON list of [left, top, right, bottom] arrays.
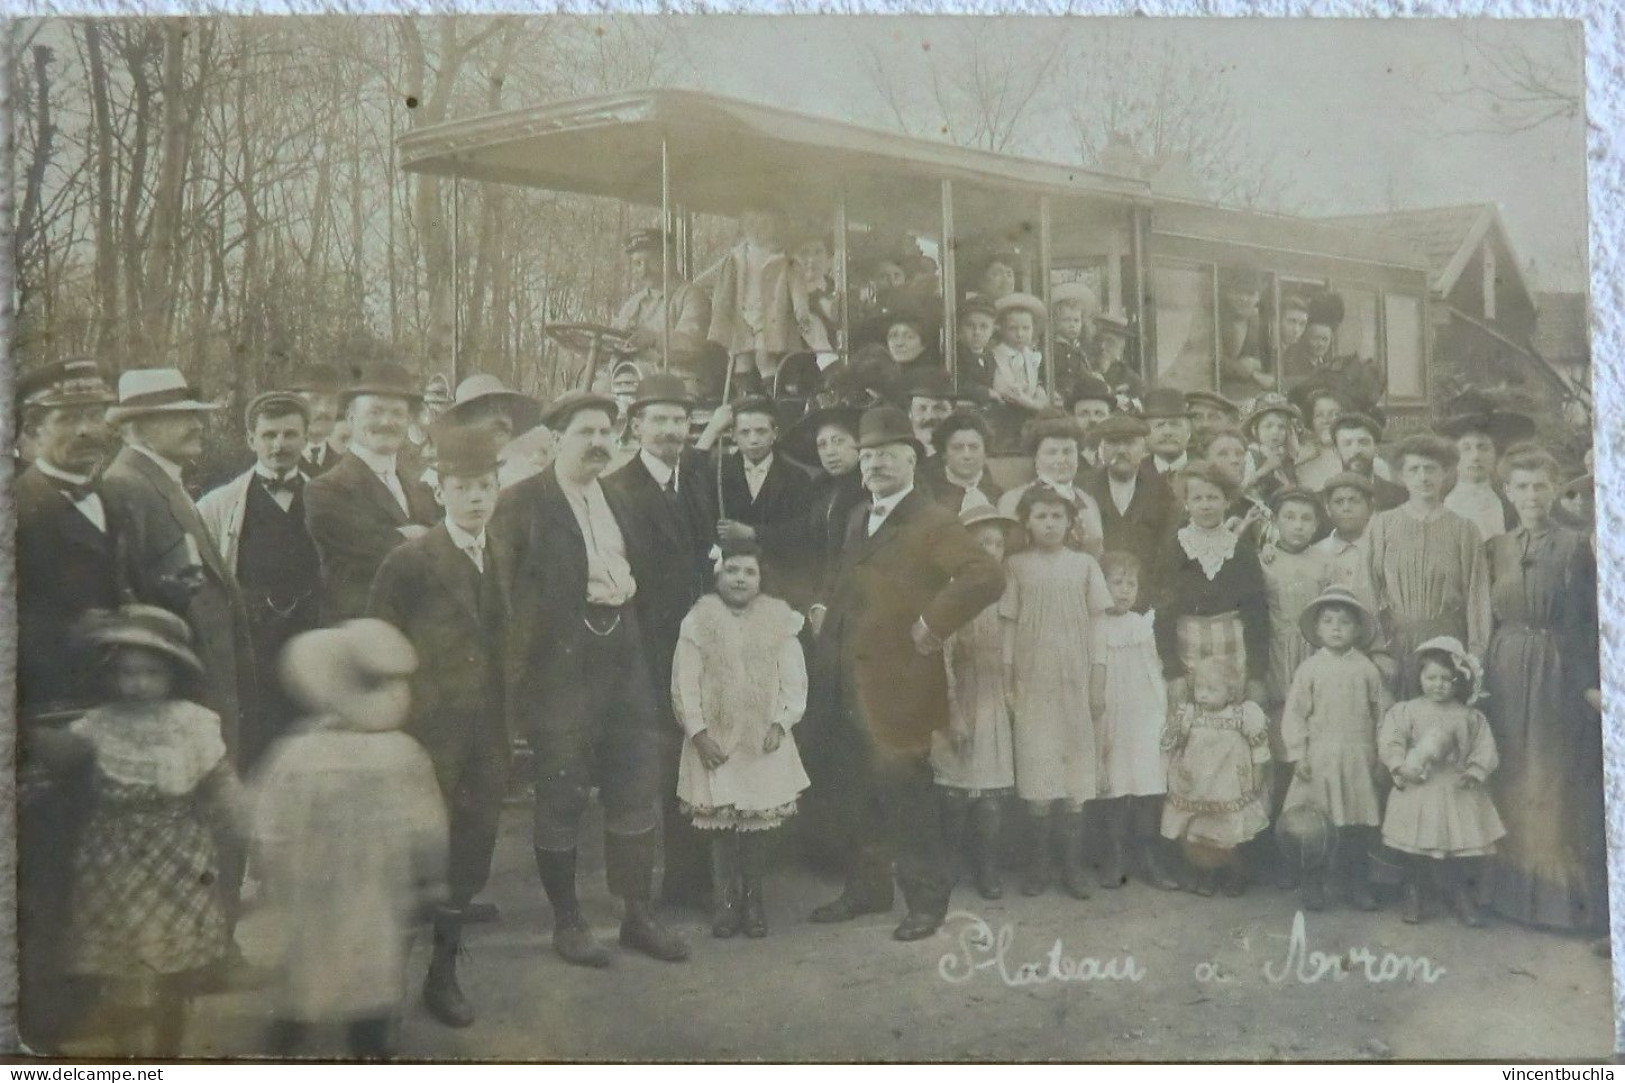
[[1339, 286, 1380, 365], [1150, 259, 1216, 393], [1270, 278, 1324, 384], [1384, 293, 1425, 401]]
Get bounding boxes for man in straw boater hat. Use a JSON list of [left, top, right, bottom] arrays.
[[605, 370, 724, 909], [98, 367, 261, 965], [287, 362, 349, 477], [369, 426, 513, 1027], [807, 405, 1005, 941], [197, 391, 323, 768], [304, 361, 440, 624], [491, 389, 689, 966], [14, 359, 124, 1051], [1437, 389, 1537, 543]]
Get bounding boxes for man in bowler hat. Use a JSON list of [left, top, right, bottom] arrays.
[[369, 426, 513, 1026], [807, 406, 1004, 941], [305, 362, 440, 624], [492, 390, 689, 967]]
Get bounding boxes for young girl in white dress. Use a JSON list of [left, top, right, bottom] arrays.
[[931, 504, 1017, 900], [1003, 486, 1112, 901], [674, 538, 810, 939], [1379, 636, 1504, 928], [1092, 551, 1179, 891]]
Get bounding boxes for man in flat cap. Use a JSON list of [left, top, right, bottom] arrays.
[[14, 359, 123, 1049], [1086, 412, 1175, 577], [198, 391, 322, 767], [304, 362, 440, 624], [808, 406, 1005, 942], [614, 227, 712, 388], [492, 390, 689, 967]]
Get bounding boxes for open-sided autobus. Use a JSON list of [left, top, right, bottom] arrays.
[[399, 88, 1435, 429]]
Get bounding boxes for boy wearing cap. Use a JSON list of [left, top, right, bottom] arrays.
[[369, 427, 512, 1028], [198, 392, 322, 766]]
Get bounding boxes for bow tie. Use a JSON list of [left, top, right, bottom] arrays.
[[262, 473, 304, 495], [48, 475, 95, 503]]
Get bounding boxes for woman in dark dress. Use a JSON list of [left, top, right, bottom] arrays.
[[1482, 447, 1607, 935], [1152, 460, 1271, 711]]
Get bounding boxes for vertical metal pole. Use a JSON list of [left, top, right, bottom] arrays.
[[679, 209, 694, 282], [1131, 205, 1149, 387], [834, 194, 850, 356], [1271, 273, 1283, 393], [660, 137, 672, 373], [1039, 195, 1054, 399], [940, 179, 958, 389], [452, 173, 462, 384]]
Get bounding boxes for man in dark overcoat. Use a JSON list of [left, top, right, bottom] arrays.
[[369, 426, 513, 1027], [808, 406, 1005, 941], [14, 360, 123, 1051], [98, 367, 260, 956], [493, 391, 689, 968], [304, 362, 439, 624], [1086, 413, 1176, 600], [604, 371, 718, 907]]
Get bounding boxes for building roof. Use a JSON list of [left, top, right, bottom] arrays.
[[1531, 291, 1590, 364], [1318, 204, 1534, 310]]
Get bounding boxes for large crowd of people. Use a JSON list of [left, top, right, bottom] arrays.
[[13, 222, 1604, 1060]]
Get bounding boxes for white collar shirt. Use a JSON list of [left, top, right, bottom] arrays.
[[36, 458, 107, 532], [867, 485, 913, 537]]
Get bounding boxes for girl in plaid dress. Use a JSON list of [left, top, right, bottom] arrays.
[[64, 606, 243, 1057]]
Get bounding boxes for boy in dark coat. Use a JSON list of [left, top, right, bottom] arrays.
[[368, 426, 511, 1028]]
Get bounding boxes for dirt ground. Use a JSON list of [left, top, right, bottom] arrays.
[[182, 805, 1615, 1063]]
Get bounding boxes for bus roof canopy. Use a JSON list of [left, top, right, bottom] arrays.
[[397, 88, 1149, 215]]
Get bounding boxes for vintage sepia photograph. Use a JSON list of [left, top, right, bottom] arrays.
[[6, 13, 1610, 1062]]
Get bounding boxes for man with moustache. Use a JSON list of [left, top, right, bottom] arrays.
[[494, 391, 689, 967], [1328, 412, 1406, 511], [605, 371, 718, 908], [304, 363, 439, 624], [290, 363, 348, 476], [902, 368, 956, 458], [198, 392, 323, 767], [99, 368, 260, 966], [808, 406, 1005, 942], [1086, 414, 1175, 579], [14, 360, 124, 1050]]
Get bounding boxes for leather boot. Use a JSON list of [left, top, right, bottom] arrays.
[[1097, 799, 1126, 890], [970, 799, 1004, 900], [938, 790, 970, 884], [710, 834, 742, 939], [1446, 860, 1483, 928], [1343, 831, 1378, 912], [810, 847, 895, 922], [739, 832, 768, 939], [1401, 862, 1425, 925], [534, 847, 611, 968], [1022, 812, 1053, 897], [1057, 808, 1092, 900], [423, 915, 474, 1028], [607, 832, 689, 962]]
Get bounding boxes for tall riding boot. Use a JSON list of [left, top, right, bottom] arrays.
[[710, 834, 743, 939], [534, 847, 611, 968], [1022, 812, 1053, 897], [1058, 807, 1092, 900], [1097, 799, 1126, 890], [607, 831, 690, 962], [423, 912, 474, 1028], [938, 789, 970, 884], [970, 799, 1005, 900], [1137, 797, 1183, 890], [739, 831, 769, 939]]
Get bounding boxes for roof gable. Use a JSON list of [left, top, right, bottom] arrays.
[[1318, 204, 1532, 310]]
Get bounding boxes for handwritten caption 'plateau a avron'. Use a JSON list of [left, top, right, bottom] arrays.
[[937, 910, 1446, 988]]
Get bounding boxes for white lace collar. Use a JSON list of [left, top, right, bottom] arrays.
[[1178, 524, 1238, 580]]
